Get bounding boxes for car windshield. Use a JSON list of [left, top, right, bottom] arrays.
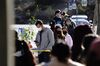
[[71, 19, 89, 26]]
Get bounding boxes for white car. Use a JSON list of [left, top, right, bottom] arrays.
[[71, 19, 90, 27], [70, 15, 90, 27], [71, 15, 88, 20]]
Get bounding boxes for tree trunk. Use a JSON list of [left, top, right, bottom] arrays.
[[0, 0, 7, 66], [97, 0, 100, 35], [93, 0, 100, 35]]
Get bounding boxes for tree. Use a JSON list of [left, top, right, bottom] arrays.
[[95, 0, 100, 35], [35, 0, 67, 5], [97, 0, 100, 35]]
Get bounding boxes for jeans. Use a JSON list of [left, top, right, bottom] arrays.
[[38, 52, 50, 63]]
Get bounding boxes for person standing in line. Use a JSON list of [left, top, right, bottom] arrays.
[[15, 31, 36, 66], [63, 18, 76, 38], [62, 26, 73, 49], [79, 34, 98, 63], [54, 24, 65, 44], [45, 43, 85, 66], [49, 20, 56, 32], [34, 20, 55, 63], [72, 25, 93, 62], [86, 37, 100, 66], [53, 10, 63, 26], [56, 29, 65, 44]]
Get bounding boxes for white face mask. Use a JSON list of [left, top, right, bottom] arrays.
[[56, 13, 61, 18], [67, 21, 71, 25], [38, 27, 42, 31]]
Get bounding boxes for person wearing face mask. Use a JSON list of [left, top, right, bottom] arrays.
[[34, 20, 55, 63], [63, 18, 76, 38], [54, 24, 65, 44], [62, 26, 73, 49], [56, 29, 65, 44], [53, 10, 63, 26]]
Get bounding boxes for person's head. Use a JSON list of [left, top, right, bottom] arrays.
[[86, 37, 100, 66], [82, 34, 98, 51], [55, 24, 65, 39], [49, 20, 55, 28], [55, 24, 62, 31], [35, 20, 44, 31], [61, 12, 66, 18], [51, 43, 71, 64], [73, 25, 93, 46], [64, 18, 72, 25], [72, 25, 93, 60], [55, 9, 61, 18], [15, 40, 36, 66], [61, 12, 69, 18], [62, 26, 68, 35], [90, 38, 100, 57], [56, 29, 63, 36], [61, 12, 66, 16]]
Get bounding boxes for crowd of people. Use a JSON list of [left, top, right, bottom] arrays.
[[15, 9, 100, 66]]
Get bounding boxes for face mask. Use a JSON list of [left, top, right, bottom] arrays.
[[38, 27, 42, 31], [56, 13, 61, 18], [67, 21, 71, 25], [57, 31, 61, 34]]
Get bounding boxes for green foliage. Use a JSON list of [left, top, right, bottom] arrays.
[[35, 0, 66, 6], [29, 16, 37, 24], [19, 27, 35, 42]]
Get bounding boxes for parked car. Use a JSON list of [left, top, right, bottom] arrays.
[[70, 15, 91, 27], [71, 15, 88, 20], [70, 19, 90, 27]]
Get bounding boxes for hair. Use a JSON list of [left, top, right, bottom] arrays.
[[79, 34, 98, 63], [86, 38, 100, 66], [15, 30, 36, 66], [73, 25, 93, 47], [72, 25, 93, 61], [55, 9, 61, 15], [15, 40, 36, 66], [62, 26, 68, 34], [51, 43, 71, 64], [61, 12, 66, 16], [82, 34, 98, 51], [35, 19, 43, 26], [62, 26, 68, 30], [65, 18, 71, 22], [56, 29, 65, 39]]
